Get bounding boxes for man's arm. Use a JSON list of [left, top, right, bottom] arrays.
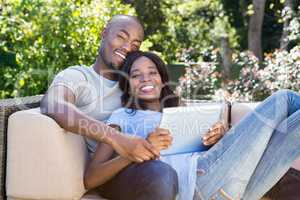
[[40, 85, 159, 162]]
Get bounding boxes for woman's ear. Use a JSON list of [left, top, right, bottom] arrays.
[[128, 87, 132, 95]]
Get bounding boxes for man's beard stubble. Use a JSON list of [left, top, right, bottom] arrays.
[[99, 47, 120, 71], [98, 48, 122, 80]]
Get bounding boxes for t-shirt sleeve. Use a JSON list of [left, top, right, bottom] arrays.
[[106, 109, 126, 132], [49, 67, 87, 101]]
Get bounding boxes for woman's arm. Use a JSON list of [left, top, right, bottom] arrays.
[[84, 140, 132, 190], [202, 101, 231, 145], [202, 122, 227, 145]]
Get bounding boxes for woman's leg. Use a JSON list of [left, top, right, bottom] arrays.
[[98, 160, 178, 200], [195, 90, 300, 200], [243, 108, 300, 199]]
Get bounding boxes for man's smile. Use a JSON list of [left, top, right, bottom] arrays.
[[115, 50, 126, 60]]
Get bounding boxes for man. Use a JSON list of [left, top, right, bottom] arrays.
[[41, 15, 178, 200]]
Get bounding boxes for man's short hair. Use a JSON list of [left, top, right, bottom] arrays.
[[106, 15, 143, 31]]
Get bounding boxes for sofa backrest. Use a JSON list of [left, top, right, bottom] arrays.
[[231, 102, 260, 126]]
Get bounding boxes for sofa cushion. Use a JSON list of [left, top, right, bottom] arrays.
[[6, 108, 88, 200], [81, 190, 108, 200]]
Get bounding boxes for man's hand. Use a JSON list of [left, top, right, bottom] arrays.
[[202, 122, 227, 146], [109, 133, 160, 163], [147, 128, 173, 152]]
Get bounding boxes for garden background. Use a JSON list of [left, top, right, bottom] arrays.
[[0, 0, 299, 101]]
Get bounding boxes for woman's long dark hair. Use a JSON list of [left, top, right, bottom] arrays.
[[119, 51, 179, 112]]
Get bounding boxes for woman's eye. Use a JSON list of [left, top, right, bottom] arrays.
[[150, 71, 158, 76], [131, 74, 140, 79]]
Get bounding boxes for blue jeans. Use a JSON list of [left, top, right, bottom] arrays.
[[98, 160, 178, 200], [195, 89, 300, 200]]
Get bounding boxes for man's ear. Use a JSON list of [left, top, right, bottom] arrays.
[[101, 27, 108, 39]]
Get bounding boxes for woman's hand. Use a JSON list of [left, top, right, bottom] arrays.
[[202, 121, 227, 146], [147, 128, 173, 152]]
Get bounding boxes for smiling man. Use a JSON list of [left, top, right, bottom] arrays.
[[41, 15, 178, 200]]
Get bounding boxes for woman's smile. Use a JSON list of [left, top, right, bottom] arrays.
[[140, 84, 155, 93]]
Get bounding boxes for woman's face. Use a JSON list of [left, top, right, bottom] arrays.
[[129, 56, 163, 102]]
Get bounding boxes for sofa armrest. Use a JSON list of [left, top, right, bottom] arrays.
[[6, 108, 88, 200], [0, 95, 43, 199]]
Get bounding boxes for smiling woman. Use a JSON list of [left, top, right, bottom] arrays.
[[129, 56, 163, 104], [119, 51, 180, 111]]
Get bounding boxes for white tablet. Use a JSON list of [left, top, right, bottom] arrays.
[[159, 104, 223, 155]]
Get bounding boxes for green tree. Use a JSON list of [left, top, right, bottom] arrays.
[[0, 0, 134, 98], [127, 0, 239, 63]]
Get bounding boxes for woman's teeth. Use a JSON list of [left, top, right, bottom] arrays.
[[141, 85, 154, 92], [115, 51, 126, 59]]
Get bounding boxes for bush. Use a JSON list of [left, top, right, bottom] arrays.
[[176, 48, 222, 100], [281, 5, 300, 47], [225, 51, 269, 101], [177, 45, 300, 101], [0, 0, 134, 98], [263, 46, 300, 92]]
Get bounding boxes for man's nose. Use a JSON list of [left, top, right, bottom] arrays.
[[122, 42, 131, 53]]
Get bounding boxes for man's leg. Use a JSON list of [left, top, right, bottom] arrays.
[[98, 160, 178, 200], [194, 90, 300, 199]]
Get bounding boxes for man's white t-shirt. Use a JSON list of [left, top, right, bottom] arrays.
[[50, 65, 122, 153]]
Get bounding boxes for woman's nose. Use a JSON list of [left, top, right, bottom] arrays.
[[140, 74, 151, 82]]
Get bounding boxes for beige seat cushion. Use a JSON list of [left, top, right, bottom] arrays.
[[81, 190, 108, 200], [6, 108, 88, 200], [8, 191, 108, 200]]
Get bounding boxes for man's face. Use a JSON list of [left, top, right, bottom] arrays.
[[100, 20, 144, 70]]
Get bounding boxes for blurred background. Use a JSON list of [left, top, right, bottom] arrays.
[[0, 0, 299, 101]]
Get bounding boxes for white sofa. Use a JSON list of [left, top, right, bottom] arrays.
[[6, 103, 300, 200]]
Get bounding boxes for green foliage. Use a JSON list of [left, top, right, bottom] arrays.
[[0, 0, 134, 98], [125, 0, 166, 37], [130, 0, 239, 63], [1, 0, 300, 99], [262, 0, 285, 51], [161, 0, 239, 62]]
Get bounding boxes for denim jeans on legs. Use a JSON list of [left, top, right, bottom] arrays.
[[195, 89, 300, 200], [98, 160, 178, 200]]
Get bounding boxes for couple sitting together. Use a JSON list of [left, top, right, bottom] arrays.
[[41, 14, 300, 200]]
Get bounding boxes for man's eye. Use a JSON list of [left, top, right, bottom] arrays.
[[117, 35, 125, 40], [132, 44, 139, 51]]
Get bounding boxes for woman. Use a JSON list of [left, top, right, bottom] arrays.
[[84, 51, 300, 200]]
